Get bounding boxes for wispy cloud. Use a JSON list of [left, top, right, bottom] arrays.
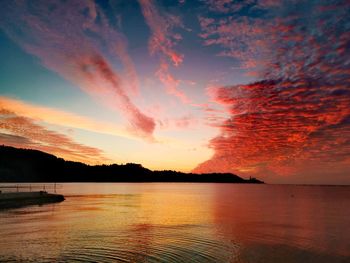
[[156, 61, 191, 104], [198, 0, 349, 76], [0, 0, 154, 138], [0, 96, 139, 140], [201, 0, 247, 13], [139, 0, 184, 66], [139, 0, 191, 103], [198, 13, 269, 72]]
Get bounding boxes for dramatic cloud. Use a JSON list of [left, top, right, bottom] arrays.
[[195, 78, 350, 181], [139, 0, 191, 103], [0, 109, 107, 164], [0, 0, 155, 138], [194, 0, 350, 183]]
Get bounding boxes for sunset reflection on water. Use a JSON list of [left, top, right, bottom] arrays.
[[0, 183, 349, 262]]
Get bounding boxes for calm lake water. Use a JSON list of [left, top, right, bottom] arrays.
[[0, 183, 349, 262]]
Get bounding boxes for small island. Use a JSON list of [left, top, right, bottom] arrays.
[[0, 145, 263, 184]]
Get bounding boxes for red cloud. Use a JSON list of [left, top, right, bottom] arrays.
[[0, 0, 154, 138], [139, 0, 184, 67], [194, 78, 350, 183], [195, 0, 350, 183]]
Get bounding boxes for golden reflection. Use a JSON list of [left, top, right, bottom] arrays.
[[138, 192, 212, 225], [1, 183, 349, 262]]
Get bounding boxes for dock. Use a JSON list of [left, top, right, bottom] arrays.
[[0, 186, 65, 210]]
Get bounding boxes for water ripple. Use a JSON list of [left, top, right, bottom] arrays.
[[55, 224, 238, 263]]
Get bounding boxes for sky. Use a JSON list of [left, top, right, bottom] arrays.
[[0, 0, 349, 184]]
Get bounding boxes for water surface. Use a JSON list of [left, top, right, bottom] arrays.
[[0, 183, 349, 262]]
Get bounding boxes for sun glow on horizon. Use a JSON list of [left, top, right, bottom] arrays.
[[0, 0, 349, 184]]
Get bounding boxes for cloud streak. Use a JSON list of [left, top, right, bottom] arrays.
[[0, 96, 140, 140], [0, 0, 155, 138], [139, 0, 191, 103], [139, 0, 184, 66], [0, 109, 107, 164]]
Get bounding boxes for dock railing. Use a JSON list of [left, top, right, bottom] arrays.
[[0, 183, 61, 194]]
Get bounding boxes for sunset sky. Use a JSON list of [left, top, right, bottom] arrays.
[[0, 0, 349, 184]]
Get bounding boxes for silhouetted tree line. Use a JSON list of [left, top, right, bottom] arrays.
[[0, 145, 263, 183]]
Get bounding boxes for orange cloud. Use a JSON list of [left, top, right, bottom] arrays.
[[0, 110, 107, 164], [0, 96, 139, 140]]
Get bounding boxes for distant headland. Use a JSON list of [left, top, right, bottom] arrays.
[[0, 145, 263, 184]]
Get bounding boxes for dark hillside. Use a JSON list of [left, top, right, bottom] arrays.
[[0, 145, 263, 183]]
